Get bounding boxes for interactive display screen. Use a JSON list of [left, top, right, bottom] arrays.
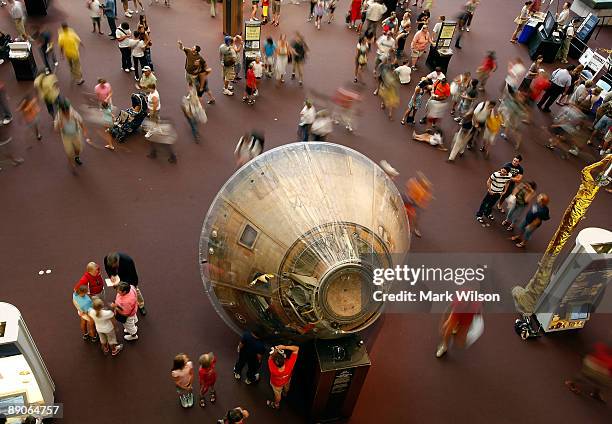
[[542, 11, 555, 39]]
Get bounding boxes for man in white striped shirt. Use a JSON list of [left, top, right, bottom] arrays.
[[476, 166, 511, 226]]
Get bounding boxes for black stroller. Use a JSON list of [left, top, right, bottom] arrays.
[[109, 93, 148, 143]]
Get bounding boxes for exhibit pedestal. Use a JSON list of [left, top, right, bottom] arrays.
[[528, 30, 562, 63], [309, 336, 371, 423], [24, 0, 49, 16], [426, 48, 453, 74], [222, 0, 243, 36]]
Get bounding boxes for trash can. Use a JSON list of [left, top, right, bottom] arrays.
[[24, 0, 49, 16], [8, 41, 37, 81]]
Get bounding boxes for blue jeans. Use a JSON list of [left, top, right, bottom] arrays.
[[505, 204, 526, 226], [299, 124, 311, 141], [186, 116, 198, 139], [520, 220, 537, 241]]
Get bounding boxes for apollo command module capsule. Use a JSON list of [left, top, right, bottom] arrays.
[[199, 142, 410, 340]]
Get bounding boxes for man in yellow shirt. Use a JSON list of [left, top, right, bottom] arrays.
[[58, 23, 85, 85]]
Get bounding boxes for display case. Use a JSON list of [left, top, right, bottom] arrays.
[[534, 228, 612, 333], [0, 303, 54, 422]]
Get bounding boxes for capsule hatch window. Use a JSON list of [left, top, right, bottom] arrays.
[[238, 223, 260, 250]]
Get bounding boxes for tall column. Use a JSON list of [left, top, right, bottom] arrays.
[[223, 0, 244, 36]]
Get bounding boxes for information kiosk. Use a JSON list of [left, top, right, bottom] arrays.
[[528, 11, 563, 62], [243, 20, 262, 77], [534, 228, 612, 333], [0, 303, 55, 422], [425, 21, 456, 73]]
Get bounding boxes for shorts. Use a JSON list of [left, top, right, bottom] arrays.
[[266, 56, 274, 66], [98, 330, 117, 345], [77, 310, 92, 321], [271, 380, 291, 398], [271, 0, 281, 14], [92, 17, 101, 23], [252, 0, 259, 4], [223, 66, 236, 82], [411, 49, 424, 59]]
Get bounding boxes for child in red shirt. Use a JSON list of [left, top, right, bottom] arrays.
[[243, 62, 258, 105], [199, 352, 217, 407]]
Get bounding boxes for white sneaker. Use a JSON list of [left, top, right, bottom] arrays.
[[0, 59, 4, 65], [144, 131, 153, 138], [234, 372, 241, 380], [466, 27, 470, 32], [2, 118, 12, 125], [435, 344, 447, 358], [125, 12, 132, 18], [130, 67, 135, 71], [124, 334, 139, 341], [223, 89, 234, 96], [124, 68, 130, 72]]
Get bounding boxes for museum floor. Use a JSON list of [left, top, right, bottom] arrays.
[[1, 1, 611, 423]]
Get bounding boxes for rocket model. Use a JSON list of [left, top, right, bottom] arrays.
[[199, 142, 410, 340]]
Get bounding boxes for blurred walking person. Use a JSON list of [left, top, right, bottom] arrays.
[[33, 70, 60, 118], [58, 23, 85, 85], [54, 99, 88, 172], [17, 92, 42, 141], [511, 193, 550, 248]]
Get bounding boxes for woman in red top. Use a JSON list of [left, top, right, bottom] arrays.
[[243, 62, 257, 105], [198, 352, 217, 407], [436, 297, 481, 358], [267, 344, 299, 410], [349, 0, 362, 29], [476, 50, 497, 92]]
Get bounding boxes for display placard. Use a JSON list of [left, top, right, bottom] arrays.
[[576, 13, 598, 42], [439, 24, 455, 40], [245, 25, 260, 41]]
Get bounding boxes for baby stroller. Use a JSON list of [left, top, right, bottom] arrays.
[[109, 93, 148, 143]]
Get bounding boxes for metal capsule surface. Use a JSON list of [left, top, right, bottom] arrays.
[[199, 142, 410, 340]]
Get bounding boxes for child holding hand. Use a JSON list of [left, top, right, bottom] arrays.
[[171, 353, 194, 408]]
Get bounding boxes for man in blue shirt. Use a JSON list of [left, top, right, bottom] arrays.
[[511, 193, 550, 248], [103, 0, 117, 39]]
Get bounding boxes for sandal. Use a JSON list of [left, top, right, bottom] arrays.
[[266, 400, 279, 409], [515, 241, 526, 248], [565, 380, 581, 395], [199, 398, 206, 408], [209, 392, 216, 403]]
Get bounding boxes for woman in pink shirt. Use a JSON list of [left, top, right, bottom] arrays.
[[171, 353, 194, 408], [94, 78, 112, 107], [112, 282, 139, 341], [410, 26, 431, 69]]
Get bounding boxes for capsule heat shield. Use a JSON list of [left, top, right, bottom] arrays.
[[199, 142, 410, 340]]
